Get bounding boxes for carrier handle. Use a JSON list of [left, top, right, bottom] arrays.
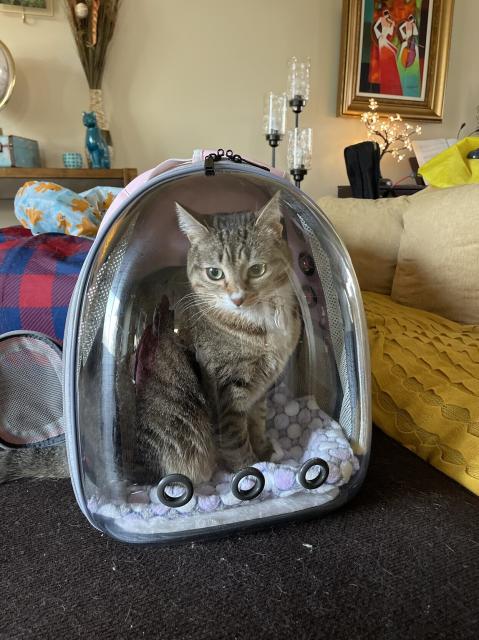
[[205, 148, 270, 176]]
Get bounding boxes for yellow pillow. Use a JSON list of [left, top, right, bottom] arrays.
[[364, 291, 479, 495], [317, 195, 407, 295], [419, 137, 479, 188], [391, 184, 479, 324]]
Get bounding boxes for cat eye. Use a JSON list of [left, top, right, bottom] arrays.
[[248, 263, 267, 278], [206, 267, 224, 280]]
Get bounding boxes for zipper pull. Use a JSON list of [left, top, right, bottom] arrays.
[[225, 149, 270, 172], [204, 155, 216, 176], [204, 148, 270, 176]]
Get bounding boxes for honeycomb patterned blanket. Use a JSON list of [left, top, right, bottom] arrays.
[[364, 291, 479, 495]]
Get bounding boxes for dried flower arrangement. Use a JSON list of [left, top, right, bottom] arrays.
[[361, 98, 422, 162], [64, 0, 122, 144]]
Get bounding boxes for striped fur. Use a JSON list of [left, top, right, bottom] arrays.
[[136, 298, 215, 484], [176, 194, 301, 471], [0, 446, 69, 484]]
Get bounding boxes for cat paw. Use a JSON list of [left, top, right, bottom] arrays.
[[161, 451, 215, 485], [219, 449, 258, 473], [252, 438, 274, 462]]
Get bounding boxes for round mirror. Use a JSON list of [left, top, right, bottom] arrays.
[[0, 41, 15, 110]]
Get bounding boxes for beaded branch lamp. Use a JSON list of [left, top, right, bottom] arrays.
[[263, 57, 312, 188]]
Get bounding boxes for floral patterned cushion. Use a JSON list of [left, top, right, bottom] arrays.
[[14, 181, 121, 238]]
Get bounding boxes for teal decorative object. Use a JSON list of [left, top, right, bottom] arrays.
[[0, 135, 40, 168], [63, 152, 83, 169], [82, 111, 110, 169]]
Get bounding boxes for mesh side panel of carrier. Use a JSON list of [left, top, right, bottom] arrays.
[[79, 232, 131, 369], [0, 334, 63, 447], [298, 216, 354, 442]]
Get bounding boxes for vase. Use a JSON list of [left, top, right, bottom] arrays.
[[63, 152, 83, 169]]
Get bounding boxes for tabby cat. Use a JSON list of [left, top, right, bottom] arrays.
[[0, 193, 300, 484], [171, 192, 301, 476]]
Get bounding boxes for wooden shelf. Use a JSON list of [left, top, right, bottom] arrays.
[[0, 167, 137, 200]]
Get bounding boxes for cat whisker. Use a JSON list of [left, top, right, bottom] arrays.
[[182, 302, 211, 317], [176, 292, 217, 306], [175, 294, 202, 310]]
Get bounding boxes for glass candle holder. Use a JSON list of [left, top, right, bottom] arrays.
[[263, 92, 287, 138], [263, 92, 287, 168], [288, 57, 311, 111], [287, 127, 312, 170], [287, 128, 312, 188]]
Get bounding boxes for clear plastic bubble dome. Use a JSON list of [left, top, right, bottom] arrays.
[[63, 161, 371, 544]]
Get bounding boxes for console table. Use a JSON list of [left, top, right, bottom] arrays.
[[0, 167, 137, 201], [338, 184, 425, 198]]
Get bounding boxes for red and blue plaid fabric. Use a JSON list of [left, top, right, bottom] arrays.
[[0, 226, 92, 342]]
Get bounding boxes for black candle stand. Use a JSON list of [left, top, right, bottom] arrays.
[[265, 130, 282, 168], [264, 58, 311, 187], [289, 94, 307, 127], [288, 92, 308, 188], [290, 166, 307, 188], [264, 93, 309, 188]]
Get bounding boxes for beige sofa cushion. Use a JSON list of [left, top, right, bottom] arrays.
[[391, 184, 479, 324], [317, 195, 407, 295]]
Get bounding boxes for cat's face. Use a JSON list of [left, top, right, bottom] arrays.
[[176, 193, 292, 322]]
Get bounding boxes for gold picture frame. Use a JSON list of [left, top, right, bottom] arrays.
[[0, 40, 16, 110], [0, 0, 53, 17], [337, 0, 454, 121]]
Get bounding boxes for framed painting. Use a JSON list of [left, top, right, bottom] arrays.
[[0, 0, 53, 16], [337, 0, 454, 121]]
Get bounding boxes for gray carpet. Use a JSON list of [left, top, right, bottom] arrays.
[[1, 429, 478, 640]]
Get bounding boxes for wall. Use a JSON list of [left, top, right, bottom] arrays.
[[1, 0, 478, 227]]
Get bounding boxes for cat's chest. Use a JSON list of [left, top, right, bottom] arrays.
[[199, 325, 292, 375], [181, 305, 300, 374]]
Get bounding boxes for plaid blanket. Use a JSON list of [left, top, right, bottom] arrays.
[[0, 226, 92, 342]]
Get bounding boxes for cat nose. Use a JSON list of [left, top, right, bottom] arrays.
[[230, 292, 245, 307]]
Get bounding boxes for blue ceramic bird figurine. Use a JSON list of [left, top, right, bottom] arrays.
[[83, 111, 111, 169]]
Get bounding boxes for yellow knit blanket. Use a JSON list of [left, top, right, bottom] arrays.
[[363, 292, 479, 495]]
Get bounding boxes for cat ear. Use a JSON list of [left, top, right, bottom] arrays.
[[255, 191, 283, 237], [175, 202, 209, 243]]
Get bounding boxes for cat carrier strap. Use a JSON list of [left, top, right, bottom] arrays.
[[204, 149, 270, 176]]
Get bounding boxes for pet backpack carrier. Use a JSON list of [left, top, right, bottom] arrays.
[[63, 150, 371, 544]]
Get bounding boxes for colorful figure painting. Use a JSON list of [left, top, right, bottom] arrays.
[[357, 0, 432, 100]]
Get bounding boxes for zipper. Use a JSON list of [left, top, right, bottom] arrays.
[[204, 148, 270, 176]]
